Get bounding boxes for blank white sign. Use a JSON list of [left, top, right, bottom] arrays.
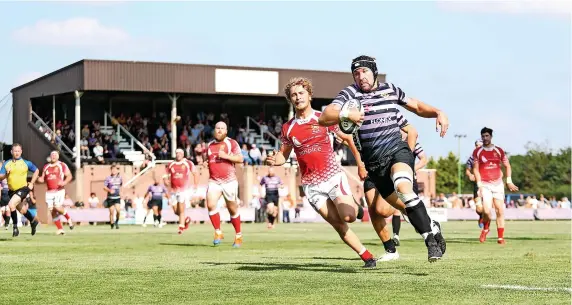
[[215, 68, 279, 95]]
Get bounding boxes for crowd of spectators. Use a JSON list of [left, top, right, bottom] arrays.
[[34, 110, 299, 166], [423, 192, 571, 210]]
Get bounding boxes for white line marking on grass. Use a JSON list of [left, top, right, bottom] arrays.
[[482, 284, 572, 293]]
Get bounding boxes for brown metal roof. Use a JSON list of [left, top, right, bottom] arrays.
[[11, 59, 386, 99]]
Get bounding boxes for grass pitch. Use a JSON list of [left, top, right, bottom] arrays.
[[1, 220, 570, 305]]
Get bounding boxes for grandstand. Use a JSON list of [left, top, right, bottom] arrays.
[[10, 59, 394, 223]]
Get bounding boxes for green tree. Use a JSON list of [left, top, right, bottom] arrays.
[[426, 152, 459, 194]]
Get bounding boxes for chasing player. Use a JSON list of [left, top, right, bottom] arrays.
[[392, 127, 428, 246], [319, 55, 447, 262], [205, 122, 244, 247], [267, 77, 376, 268], [103, 165, 123, 229], [38, 151, 74, 235], [473, 127, 518, 244], [0, 143, 40, 237], [466, 139, 484, 227], [143, 179, 168, 228], [351, 111, 417, 261], [163, 148, 198, 234]]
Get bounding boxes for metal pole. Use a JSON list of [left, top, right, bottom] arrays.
[[52, 95, 56, 141], [74, 91, 83, 170], [454, 134, 466, 195], [169, 94, 179, 159]]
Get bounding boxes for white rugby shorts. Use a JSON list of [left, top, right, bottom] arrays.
[[208, 180, 239, 202], [46, 189, 66, 209], [169, 189, 193, 206], [303, 172, 352, 211], [480, 180, 505, 204]]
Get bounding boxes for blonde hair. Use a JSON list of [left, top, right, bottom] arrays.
[[284, 77, 313, 102]]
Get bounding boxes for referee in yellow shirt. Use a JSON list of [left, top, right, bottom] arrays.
[[0, 143, 40, 237]]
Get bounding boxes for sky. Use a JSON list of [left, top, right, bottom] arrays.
[[0, 0, 570, 161]]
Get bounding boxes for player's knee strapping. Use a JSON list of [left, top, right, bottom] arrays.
[[391, 171, 432, 236], [391, 171, 420, 208]]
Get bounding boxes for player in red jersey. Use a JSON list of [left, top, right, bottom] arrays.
[[266, 77, 376, 268], [37, 151, 74, 235], [163, 148, 198, 235], [205, 122, 244, 247], [472, 127, 518, 244]]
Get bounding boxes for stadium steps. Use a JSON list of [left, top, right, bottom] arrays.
[[99, 125, 146, 167], [245, 128, 275, 152]]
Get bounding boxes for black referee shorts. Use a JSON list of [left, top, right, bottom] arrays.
[[265, 192, 279, 206], [8, 187, 30, 201], [365, 146, 419, 198]]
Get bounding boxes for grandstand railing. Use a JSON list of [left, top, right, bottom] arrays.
[[104, 112, 157, 187], [31, 111, 74, 157], [246, 116, 280, 151]]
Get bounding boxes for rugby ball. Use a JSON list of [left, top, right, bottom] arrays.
[[338, 99, 363, 134]]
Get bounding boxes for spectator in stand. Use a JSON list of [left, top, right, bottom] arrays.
[[183, 140, 193, 161], [160, 146, 168, 159], [550, 196, 559, 208], [80, 136, 90, 159], [81, 124, 90, 139], [538, 194, 551, 209], [203, 121, 213, 141], [249, 144, 262, 165], [194, 141, 205, 164], [156, 125, 165, 139], [241, 144, 252, 165], [282, 194, 294, 223], [88, 193, 100, 208], [516, 194, 526, 208], [190, 123, 202, 145], [448, 192, 462, 208], [560, 197, 570, 209], [152, 138, 162, 154], [93, 142, 104, 163]]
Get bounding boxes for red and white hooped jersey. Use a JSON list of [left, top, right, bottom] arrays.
[[42, 161, 69, 191], [472, 144, 507, 183], [207, 137, 241, 184], [166, 159, 197, 190], [280, 110, 341, 185]]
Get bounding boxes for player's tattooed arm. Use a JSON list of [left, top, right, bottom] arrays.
[[319, 103, 363, 127], [319, 104, 343, 126]]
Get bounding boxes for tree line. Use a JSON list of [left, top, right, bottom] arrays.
[[426, 142, 571, 199]]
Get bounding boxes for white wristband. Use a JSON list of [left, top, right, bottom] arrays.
[[477, 181, 483, 188], [506, 177, 513, 184], [339, 108, 349, 120]]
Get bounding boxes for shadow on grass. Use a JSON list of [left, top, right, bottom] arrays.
[[159, 243, 211, 248], [202, 261, 363, 273], [312, 256, 360, 261], [202, 261, 429, 276], [0, 238, 11, 241], [444, 237, 557, 244]]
